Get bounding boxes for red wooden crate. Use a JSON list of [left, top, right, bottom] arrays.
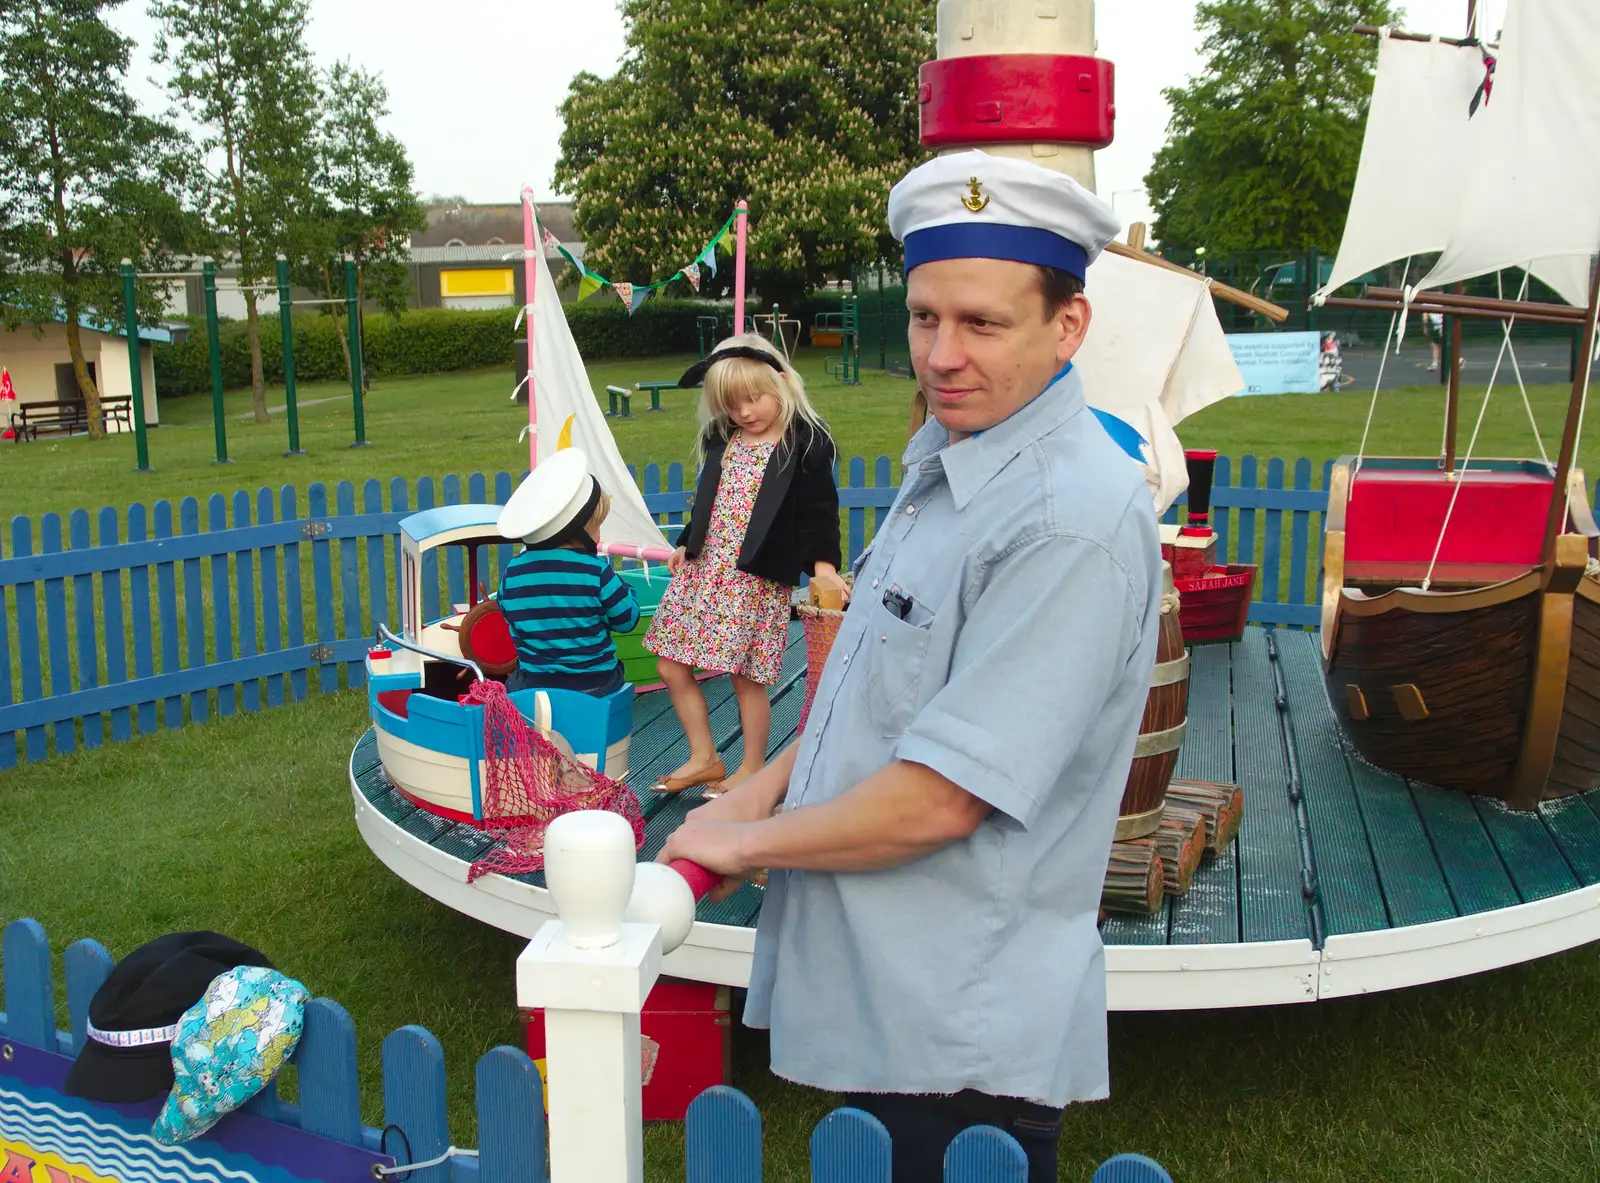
[[519, 978, 730, 1122], [1175, 564, 1256, 645], [1162, 530, 1218, 581]]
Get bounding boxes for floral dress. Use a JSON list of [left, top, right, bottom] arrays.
[[644, 437, 792, 685]]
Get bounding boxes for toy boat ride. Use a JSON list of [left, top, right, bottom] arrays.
[[1312, 2, 1600, 809], [364, 504, 645, 821]]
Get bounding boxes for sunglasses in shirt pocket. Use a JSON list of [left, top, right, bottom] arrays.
[[864, 589, 935, 737]]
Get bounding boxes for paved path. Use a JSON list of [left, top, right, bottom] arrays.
[[231, 393, 350, 420]]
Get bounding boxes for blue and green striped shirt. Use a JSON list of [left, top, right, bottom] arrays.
[[498, 549, 640, 677]]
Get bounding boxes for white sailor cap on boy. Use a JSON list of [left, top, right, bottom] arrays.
[[886, 149, 1121, 282], [497, 447, 597, 544]]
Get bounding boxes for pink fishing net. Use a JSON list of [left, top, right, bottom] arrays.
[[460, 679, 645, 882]]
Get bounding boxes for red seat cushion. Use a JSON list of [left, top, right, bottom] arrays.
[[377, 689, 414, 718], [466, 605, 518, 667], [1344, 468, 1555, 582]]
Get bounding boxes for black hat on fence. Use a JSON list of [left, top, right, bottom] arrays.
[[64, 931, 275, 1103]]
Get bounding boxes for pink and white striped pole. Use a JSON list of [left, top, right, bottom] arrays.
[[732, 199, 748, 335], [521, 186, 540, 473]]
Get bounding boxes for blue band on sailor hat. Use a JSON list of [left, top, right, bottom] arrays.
[[903, 223, 1090, 280]]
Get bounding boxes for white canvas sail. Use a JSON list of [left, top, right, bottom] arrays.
[[1076, 250, 1246, 514], [527, 243, 672, 554], [1316, 33, 1487, 299], [1416, 0, 1600, 304]]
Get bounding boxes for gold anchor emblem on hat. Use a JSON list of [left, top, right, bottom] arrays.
[[962, 176, 989, 213]]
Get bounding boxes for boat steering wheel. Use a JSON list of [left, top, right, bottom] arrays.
[[455, 598, 520, 681]]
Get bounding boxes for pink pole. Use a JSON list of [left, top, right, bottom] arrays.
[[597, 541, 675, 563], [733, 199, 748, 335], [521, 186, 539, 472]]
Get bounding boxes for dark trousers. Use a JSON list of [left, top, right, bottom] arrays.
[[505, 662, 625, 698], [843, 1089, 1063, 1183]]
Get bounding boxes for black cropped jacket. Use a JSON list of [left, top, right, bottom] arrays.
[[678, 418, 842, 587]]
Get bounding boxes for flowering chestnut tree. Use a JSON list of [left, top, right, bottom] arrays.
[[555, 0, 933, 309]]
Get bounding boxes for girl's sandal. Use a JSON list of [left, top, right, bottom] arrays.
[[702, 768, 755, 801], [652, 757, 726, 794]]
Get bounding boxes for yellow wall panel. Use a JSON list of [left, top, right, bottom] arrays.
[[439, 268, 515, 297]]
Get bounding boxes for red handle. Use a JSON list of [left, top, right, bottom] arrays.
[[668, 859, 722, 901]]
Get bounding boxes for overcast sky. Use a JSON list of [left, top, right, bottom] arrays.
[[106, 0, 1501, 231]]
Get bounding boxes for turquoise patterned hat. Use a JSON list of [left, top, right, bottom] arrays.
[[152, 965, 309, 1145]]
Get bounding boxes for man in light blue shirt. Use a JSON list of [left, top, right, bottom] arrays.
[[661, 149, 1163, 1182]]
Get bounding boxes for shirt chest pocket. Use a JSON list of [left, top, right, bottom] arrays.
[[862, 596, 936, 737]]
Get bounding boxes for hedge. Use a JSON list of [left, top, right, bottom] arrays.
[[152, 293, 863, 397]]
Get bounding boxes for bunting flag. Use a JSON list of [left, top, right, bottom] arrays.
[[538, 209, 739, 308]]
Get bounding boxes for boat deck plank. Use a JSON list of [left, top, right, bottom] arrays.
[[1232, 627, 1312, 944], [352, 624, 1600, 959], [1166, 642, 1242, 947], [1472, 796, 1580, 903], [1541, 796, 1600, 885], [1407, 781, 1520, 916], [1276, 631, 1390, 936], [1343, 757, 1456, 930]]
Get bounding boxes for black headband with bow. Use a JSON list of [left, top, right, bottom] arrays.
[[677, 346, 787, 389]]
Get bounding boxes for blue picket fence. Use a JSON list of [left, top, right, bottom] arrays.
[[0, 917, 1175, 1183], [0, 455, 1330, 769]]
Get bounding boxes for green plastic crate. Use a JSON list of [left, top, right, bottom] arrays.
[[612, 565, 675, 686]]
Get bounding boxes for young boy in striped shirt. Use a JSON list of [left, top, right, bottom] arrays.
[[496, 451, 639, 697]]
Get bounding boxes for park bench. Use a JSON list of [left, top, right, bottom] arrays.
[[9, 395, 132, 442], [636, 380, 676, 412], [604, 384, 635, 419]]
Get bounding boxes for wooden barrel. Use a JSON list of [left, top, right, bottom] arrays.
[[1117, 562, 1189, 840]]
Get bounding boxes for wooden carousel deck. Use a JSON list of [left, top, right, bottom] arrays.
[[349, 625, 1600, 1010]]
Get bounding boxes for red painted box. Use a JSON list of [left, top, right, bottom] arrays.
[[519, 978, 731, 1122], [1174, 564, 1257, 645], [1162, 529, 1218, 580]]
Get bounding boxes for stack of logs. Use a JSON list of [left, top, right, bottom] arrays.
[[1100, 778, 1245, 915]]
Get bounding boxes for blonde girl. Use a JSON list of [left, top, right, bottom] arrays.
[[644, 334, 846, 795]]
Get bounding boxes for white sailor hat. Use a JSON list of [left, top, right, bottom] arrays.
[[886, 149, 1121, 282], [497, 448, 598, 544]]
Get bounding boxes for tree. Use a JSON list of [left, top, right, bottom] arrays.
[[1145, 0, 1398, 253], [555, 1, 933, 310], [150, 0, 320, 424], [292, 60, 426, 383], [0, 0, 196, 437]]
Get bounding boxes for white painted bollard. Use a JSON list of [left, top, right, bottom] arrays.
[[516, 811, 701, 1183]]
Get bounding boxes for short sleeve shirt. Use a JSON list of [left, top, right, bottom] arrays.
[[742, 366, 1163, 1108]]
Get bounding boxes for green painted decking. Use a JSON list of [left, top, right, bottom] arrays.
[[348, 624, 1600, 952]]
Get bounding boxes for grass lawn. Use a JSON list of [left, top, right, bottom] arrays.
[[7, 351, 1600, 1180]]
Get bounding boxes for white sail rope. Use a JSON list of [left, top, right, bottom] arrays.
[[1573, 276, 1599, 477], [1494, 272, 1552, 471], [1422, 271, 1528, 590], [1353, 257, 1412, 486]]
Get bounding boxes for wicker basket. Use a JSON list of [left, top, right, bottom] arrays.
[[795, 579, 851, 732]]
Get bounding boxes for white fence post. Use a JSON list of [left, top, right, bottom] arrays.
[[515, 811, 698, 1183]]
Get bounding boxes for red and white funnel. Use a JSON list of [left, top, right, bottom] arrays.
[[919, 1, 1114, 192]]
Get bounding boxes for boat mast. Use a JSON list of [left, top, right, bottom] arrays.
[[1442, 0, 1476, 474], [1539, 259, 1600, 565]]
